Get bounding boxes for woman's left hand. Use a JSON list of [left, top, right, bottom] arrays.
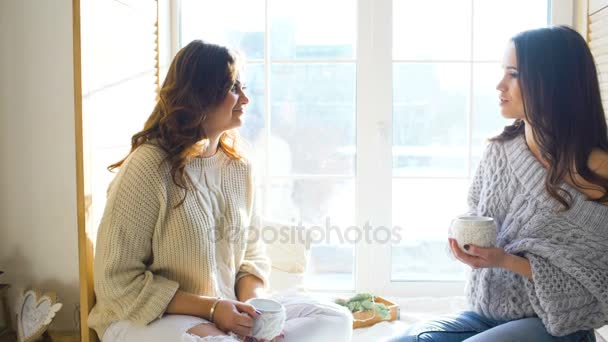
[[448, 238, 508, 268]]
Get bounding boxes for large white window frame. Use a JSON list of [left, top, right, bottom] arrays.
[[167, 0, 574, 297]]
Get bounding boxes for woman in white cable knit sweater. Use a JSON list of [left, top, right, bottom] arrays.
[[87, 40, 352, 342], [392, 26, 608, 342]]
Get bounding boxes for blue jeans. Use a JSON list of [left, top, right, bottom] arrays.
[[389, 311, 596, 342]]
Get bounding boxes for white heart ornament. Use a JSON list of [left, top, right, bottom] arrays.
[[16, 290, 62, 342]]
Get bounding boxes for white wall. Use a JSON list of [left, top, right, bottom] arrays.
[[0, 0, 80, 332]]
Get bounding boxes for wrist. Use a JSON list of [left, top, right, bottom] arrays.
[[499, 253, 510, 269], [208, 297, 221, 322], [500, 253, 533, 279]]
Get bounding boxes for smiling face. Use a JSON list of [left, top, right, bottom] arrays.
[[496, 42, 525, 120], [203, 79, 249, 138]]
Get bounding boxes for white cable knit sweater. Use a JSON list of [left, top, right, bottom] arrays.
[[466, 134, 608, 336], [87, 143, 270, 338]]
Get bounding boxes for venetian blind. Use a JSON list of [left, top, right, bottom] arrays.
[[589, 0, 608, 114], [76, 0, 159, 341]]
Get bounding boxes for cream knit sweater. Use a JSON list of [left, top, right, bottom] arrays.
[[87, 143, 271, 338]]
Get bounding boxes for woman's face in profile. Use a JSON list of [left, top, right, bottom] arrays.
[[204, 79, 249, 137], [496, 42, 525, 120]]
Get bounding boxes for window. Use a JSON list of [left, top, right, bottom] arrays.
[[390, 0, 549, 283], [178, 0, 570, 296]]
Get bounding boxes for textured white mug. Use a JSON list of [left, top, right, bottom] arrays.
[[449, 216, 497, 255], [245, 298, 286, 341]]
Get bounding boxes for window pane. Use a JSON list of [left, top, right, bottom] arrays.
[[264, 178, 355, 226], [263, 178, 355, 291], [306, 245, 354, 290], [473, 0, 548, 60], [391, 179, 469, 281], [239, 64, 266, 143], [392, 242, 466, 281], [393, 0, 472, 60], [269, 0, 356, 59], [181, 0, 265, 59], [270, 64, 356, 175], [471, 63, 513, 164], [393, 63, 470, 177]]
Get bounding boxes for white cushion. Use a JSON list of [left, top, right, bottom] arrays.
[[262, 219, 310, 274], [268, 268, 305, 292]]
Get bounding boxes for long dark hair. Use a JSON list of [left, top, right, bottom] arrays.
[[109, 40, 244, 205], [491, 26, 608, 209]]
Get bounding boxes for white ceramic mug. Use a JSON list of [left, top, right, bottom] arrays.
[[245, 298, 286, 341], [449, 216, 497, 255]]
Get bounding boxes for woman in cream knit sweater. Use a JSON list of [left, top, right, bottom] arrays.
[[87, 40, 352, 342]]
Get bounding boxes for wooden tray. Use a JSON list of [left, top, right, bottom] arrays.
[[352, 296, 400, 329]]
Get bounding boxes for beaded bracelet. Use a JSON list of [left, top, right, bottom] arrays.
[[209, 298, 222, 323]]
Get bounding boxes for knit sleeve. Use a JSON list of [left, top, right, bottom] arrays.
[[524, 253, 608, 336], [92, 146, 179, 326], [236, 164, 271, 286]]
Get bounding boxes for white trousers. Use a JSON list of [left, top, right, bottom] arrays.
[[102, 295, 353, 342]]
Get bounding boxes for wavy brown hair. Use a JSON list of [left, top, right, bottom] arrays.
[[109, 40, 244, 205], [492, 26, 608, 209]]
